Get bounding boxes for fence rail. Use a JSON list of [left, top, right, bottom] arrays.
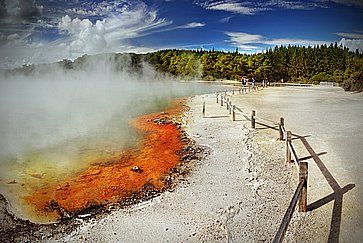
[[273, 180, 305, 243], [271, 82, 313, 87], [204, 86, 318, 242]]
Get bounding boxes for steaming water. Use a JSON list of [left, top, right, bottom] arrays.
[[0, 63, 226, 222]]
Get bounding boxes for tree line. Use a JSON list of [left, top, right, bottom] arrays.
[[143, 44, 363, 91], [5, 43, 363, 91]]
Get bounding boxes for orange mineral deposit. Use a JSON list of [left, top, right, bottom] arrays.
[[25, 100, 188, 219]]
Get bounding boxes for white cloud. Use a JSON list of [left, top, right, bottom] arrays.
[[236, 44, 261, 51], [205, 2, 257, 15], [219, 16, 232, 23], [57, 11, 171, 55], [335, 32, 363, 39], [338, 38, 363, 52], [335, 31, 363, 52], [268, 0, 327, 10], [58, 15, 107, 54], [226, 32, 330, 51], [176, 22, 206, 29], [226, 31, 363, 53], [0, 2, 171, 69], [195, 0, 329, 15], [261, 38, 328, 46], [196, 1, 267, 15], [65, 1, 130, 17], [226, 32, 263, 44], [196, 0, 363, 14]]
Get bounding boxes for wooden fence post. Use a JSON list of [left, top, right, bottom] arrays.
[[286, 131, 292, 163], [232, 105, 236, 121], [299, 162, 308, 212], [279, 117, 285, 141], [251, 110, 256, 128], [202, 101, 206, 118]]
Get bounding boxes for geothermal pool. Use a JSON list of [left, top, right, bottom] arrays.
[[0, 68, 226, 223]]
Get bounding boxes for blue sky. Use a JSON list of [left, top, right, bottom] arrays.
[[0, 0, 362, 69]]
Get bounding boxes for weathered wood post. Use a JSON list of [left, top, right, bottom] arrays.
[[232, 105, 236, 121], [226, 98, 229, 110], [299, 161, 308, 212], [221, 96, 224, 106], [251, 110, 256, 128], [202, 101, 206, 118], [279, 117, 285, 141], [286, 131, 292, 163], [216, 93, 219, 103], [229, 101, 232, 115]]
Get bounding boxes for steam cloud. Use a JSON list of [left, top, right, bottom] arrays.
[[0, 54, 217, 161]]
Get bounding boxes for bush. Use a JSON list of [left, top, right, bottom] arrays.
[[291, 76, 309, 83], [342, 71, 363, 92], [309, 72, 333, 84], [203, 75, 215, 81]]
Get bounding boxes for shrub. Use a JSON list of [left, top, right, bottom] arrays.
[[342, 71, 363, 92], [309, 72, 333, 84]]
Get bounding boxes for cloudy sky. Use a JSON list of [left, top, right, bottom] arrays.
[[0, 0, 362, 69]]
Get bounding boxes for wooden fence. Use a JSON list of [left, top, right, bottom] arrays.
[[203, 86, 316, 242], [270, 82, 313, 87]]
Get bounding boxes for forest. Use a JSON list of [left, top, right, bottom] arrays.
[[6, 43, 363, 92], [144, 44, 363, 91]]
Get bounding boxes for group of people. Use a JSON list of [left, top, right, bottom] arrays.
[[240, 76, 269, 87]]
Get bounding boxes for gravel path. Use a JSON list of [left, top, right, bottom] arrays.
[[47, 91, 328, 242]]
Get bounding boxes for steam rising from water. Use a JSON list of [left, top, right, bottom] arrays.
[[0, 55, 210, 159], [0, 55, 222, 221]]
